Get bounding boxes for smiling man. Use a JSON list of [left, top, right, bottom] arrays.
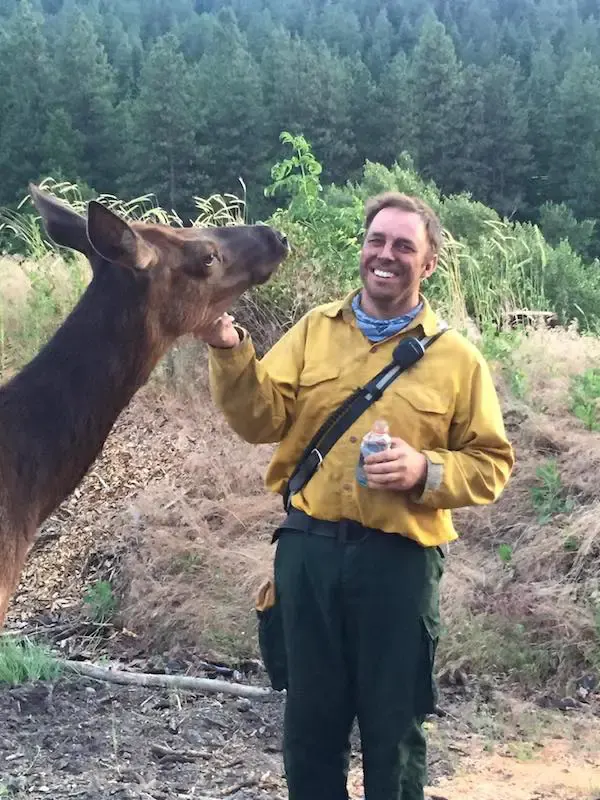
[[200, 192, 514, 800]]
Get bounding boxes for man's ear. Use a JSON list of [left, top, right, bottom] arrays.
[[29, 183, 89, 255], [422, 253, 439, 280], [86, 200, 141, 269]]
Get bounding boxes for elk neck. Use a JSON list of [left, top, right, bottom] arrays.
[[0, 262, 169, 527]]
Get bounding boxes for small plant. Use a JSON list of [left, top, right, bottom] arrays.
[[497, 543, 513, 565], [509, 367, 528, 400], [169, 553, 204, 575], [0, 636, 61, 685], [264, 131, 323, 216], [570, 368, 600, 431], [563, 535, 579, 552], [530, 459, 575, 523], [480, 325, 522, 364], [83, 580, 117, 623]]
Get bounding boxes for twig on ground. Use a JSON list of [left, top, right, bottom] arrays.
[[61, 659, 280, 701], [150, 743, 211, 763]]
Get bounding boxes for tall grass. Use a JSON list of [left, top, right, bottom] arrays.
[[0, 636, 61, 685]]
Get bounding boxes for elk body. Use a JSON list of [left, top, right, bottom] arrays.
[[0, 185, 289, 628]]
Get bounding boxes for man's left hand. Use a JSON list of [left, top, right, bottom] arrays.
[[363, 438, 428, 492]]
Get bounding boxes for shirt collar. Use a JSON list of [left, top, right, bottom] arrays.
[[320, 289, 440, 337]]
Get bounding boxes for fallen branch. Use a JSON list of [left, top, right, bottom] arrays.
[[150, 742, 211, 763], [61, 660, 280, 701]]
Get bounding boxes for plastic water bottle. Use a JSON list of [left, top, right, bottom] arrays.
[[356, 419, 392, 487]]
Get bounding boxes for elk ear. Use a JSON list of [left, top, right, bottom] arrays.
[[86, 200, 141, 269], [29, 183, 90, 255]]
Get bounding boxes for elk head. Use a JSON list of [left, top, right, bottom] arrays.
[[28, 184, 289, 338]]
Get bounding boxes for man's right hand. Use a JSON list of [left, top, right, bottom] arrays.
[[196, 313, 241, 349]]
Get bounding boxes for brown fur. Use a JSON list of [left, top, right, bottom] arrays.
[[0, 185, 288, 628]]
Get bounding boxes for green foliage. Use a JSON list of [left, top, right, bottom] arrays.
[[497, 543, 513, 565], [479, 326, 522, 364], [530, 460, 575, 524], [264, 132, 362, 290], [0, 636, 61, 685], [538, 201, 596, 259], [83, 580, 117, 623], [570, 368, 600, 431], [563, 535, 580, 553], [265, 131, 323, 215]]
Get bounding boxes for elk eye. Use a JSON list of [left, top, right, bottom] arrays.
[[182, 249, 219, 279]]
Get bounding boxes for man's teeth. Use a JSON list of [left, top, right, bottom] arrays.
[[373, 269, 395, 278]]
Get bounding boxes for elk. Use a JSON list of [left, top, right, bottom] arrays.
[[0, 185, 289, 629]]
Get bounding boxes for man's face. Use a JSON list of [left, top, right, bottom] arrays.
[[359, 207, 438, 310]]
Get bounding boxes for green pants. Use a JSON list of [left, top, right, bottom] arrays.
[[262, 513, 444, 800]]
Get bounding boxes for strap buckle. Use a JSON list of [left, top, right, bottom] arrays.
[[310, 448, 324, 469]]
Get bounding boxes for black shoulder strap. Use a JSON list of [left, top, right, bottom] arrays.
[[282, 323, 449, 511]]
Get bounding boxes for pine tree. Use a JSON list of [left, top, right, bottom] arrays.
[[548, 49, 600, 221], [124, 33, 203, 215], [450, 63, 491, 199], [261, 30, 355, 184], [194, 11, 268, 202], [370, 53, 417, 168], [0, 1, 53, 204], [50, 7, 123, 191], [524, 41, 558, 212], [409, 14, 463, 193], [364, 8, 394, 78], [480, 57, 532, 216]]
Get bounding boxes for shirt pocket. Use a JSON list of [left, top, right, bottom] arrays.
[[390, 384, 451, 449], [296, 363, 344, 434]]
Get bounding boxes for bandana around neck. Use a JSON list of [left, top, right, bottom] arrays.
[[351, 293, 423, 343]]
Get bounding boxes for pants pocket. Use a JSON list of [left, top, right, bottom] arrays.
[[256, 579, 288, 691], [414, 614, 440, 717]]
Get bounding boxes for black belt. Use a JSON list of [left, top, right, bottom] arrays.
[[275, 508, 449, 557], [275, 508, 374, 543]]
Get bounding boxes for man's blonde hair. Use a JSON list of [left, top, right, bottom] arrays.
[[364, 192, 443, 255]]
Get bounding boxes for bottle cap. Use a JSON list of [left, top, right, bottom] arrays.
[[372, 419, 389, 434]]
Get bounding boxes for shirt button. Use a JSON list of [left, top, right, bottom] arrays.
[[343, 483, 352, 492], [350, 436, 357, 443]]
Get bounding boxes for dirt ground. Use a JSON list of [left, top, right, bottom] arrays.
[[1, 663, 599, 800]]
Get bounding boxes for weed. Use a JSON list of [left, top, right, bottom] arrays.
[[169, 553, 204, 575], [570, 368, 600, 431], [530, 459, 575, 523], [83, 580, 117, 623], [480, 326, 522, 364], [509, 367, 528, 399], [563, 535, 580, 552], [497, 543, 513, 565], [0, 636, 61, 685]]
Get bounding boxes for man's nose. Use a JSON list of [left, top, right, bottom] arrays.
[[379, 240, 394, 260]]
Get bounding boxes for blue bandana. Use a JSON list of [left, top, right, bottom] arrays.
[[351, 293, 423, 342]]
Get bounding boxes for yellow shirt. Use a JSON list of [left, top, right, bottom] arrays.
[[208, 291, 514, 547]]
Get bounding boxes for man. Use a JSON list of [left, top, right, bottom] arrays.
[[199, 193, 514, 800]]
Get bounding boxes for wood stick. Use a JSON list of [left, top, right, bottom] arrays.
[[61, 659, 280, 701]]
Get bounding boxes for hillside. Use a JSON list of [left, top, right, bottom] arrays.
[[2, 0, 600, 256]]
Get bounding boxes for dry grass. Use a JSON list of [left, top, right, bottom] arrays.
[[111, 365, 283, 656], [436, 324, 600, 688], [0, 253, 88, 380]]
